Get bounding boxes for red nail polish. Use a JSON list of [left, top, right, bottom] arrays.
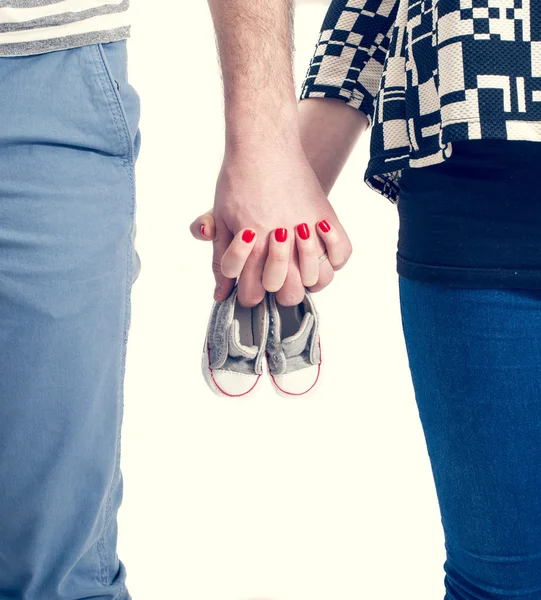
[[318, 220, 331, 233], [242, 229, 255, 243], [201, 224, 207, 238], [275, 228, 287, 242], [297, 223, 310, 240]]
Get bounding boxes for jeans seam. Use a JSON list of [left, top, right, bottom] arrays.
[[95, 157, 135, 590], [88, 41, 137, 587], [94, 159, 135, 589]]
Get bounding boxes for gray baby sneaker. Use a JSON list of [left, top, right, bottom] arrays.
[[266, 289, 322, 396], [202, 283, 269, 398]]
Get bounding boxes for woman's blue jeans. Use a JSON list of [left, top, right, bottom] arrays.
[[0, 40, 140, 599], [399, 274, 541, 600]]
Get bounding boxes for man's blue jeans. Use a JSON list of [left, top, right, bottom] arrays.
[[0, 40, 140, 599], [399, 275, 541, 600]]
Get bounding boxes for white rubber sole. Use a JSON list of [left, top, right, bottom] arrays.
[[201, 336, 263, 399], [267, 363, 322, 399], [266, 337, 323, 399]]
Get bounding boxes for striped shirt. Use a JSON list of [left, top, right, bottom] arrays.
[[0, 0, 130, 57], [299, 0, 541, 206]]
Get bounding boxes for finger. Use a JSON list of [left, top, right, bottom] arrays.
[[221, 228, 258, 279], [262, 228, 290, 292], [295, 222, 320, 288], [274, 244, 306, 306], [307, 258, 334, 293], [315, 219, 352, 270], [212, 215, 235, 301], [189, 209, 216, 241], [236, 236, 269, 308]]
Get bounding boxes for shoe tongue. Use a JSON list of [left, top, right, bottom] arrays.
[[281, 312, 314, 358], [228, 318, 258, 360]]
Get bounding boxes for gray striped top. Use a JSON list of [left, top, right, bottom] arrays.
[[0, 0, 130, 56]]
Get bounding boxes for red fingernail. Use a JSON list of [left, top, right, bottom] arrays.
[[275, 228, 287, 242], [297, 223, 310, 240], [242, 229, 255, 243], [201, 224, 208, 238], [318, 220, 331, 233]]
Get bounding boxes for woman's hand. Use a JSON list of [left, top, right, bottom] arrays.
[[192, 98, 367, 306], [209, 142, 351, 307], [189, 206, 351, 296], [190, 210, 291, 293]]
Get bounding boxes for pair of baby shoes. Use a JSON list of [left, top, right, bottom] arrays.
[[201, 283, 322, 398]]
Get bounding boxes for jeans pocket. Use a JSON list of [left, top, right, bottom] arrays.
[[90, 40, 141, 163]]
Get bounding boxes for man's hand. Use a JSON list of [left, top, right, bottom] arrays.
[[204, 0, 362, 308], [215, 141, 352, 307], [191, 140, 353, 307]]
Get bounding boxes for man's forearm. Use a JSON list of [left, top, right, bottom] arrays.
[[207, 0, 301, 149]]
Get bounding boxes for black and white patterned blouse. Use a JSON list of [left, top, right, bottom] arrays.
[[300, 0, 541, 204]]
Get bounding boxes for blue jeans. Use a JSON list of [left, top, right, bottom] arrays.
[[0, 40, 140, 599], [399, 275, 541, 600]]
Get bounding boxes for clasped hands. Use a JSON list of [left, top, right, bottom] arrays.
[[189, 143, 353, 308]]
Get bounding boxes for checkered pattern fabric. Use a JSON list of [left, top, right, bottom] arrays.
[[299, 0, 541, 205]]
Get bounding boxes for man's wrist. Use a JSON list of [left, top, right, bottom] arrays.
[[225, 102, 302, 151]]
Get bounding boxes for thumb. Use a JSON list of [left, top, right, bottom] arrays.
[[212, 215, 235, 301], [189, 209, 216, 241]]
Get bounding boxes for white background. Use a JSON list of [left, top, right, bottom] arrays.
[[118, 1, 446, 598]]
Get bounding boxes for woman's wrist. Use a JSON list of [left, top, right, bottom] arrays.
[[298, 97, 369, 196]]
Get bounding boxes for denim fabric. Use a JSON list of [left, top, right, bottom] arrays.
[[399, 275, 541, 600], [0, 40, 140, 599]]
